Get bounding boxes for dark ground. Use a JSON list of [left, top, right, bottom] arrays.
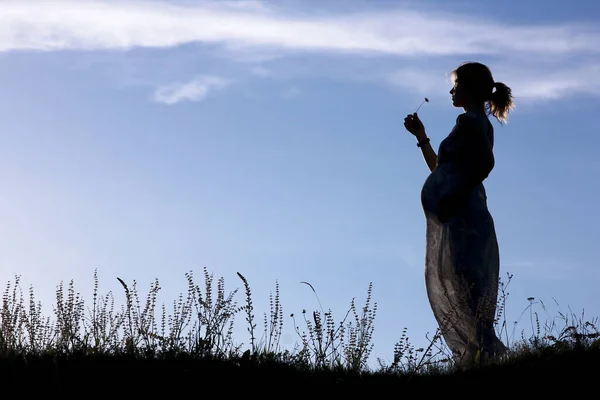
[[1, 347, 598, 389]]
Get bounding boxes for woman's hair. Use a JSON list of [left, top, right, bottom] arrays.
[[451, 62, 514, 123]]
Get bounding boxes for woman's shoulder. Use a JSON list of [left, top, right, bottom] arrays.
[[454, 112, 494, 145], [449, 112, 478, 137], [455, 111, 484, 124], [454, 112, 491, 132]]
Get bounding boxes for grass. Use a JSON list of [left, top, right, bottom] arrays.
[[0, 268, 598, 387]]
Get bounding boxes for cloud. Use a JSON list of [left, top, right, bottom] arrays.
[[153, 75, 230, 105], [385, 68, 451, 96], [281, 87, 301, 99], [506, 64, 600, 101], [1, 1, 599, 57], [384, 63, 600, 102], [2, 1, 600, 101], [251, 66, 272, 77]]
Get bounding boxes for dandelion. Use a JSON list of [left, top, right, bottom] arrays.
[[415, 97, 429, 114]]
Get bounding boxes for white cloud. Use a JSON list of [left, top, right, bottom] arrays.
[[2, 1, 600, 101], [385, 68, 452, 96], [153, 75, 230, 104], [281, 87, 301, 99], [0, 1, 598, 57], [506, 65, 600, 100], [384, 63, 600, 103], [251, 66, 272, 77]]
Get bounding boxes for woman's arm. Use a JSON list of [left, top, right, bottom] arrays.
[[404, 113, 438, 172], [415, 132, 438, 173]]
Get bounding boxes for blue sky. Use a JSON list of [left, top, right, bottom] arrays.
[[1, 0, 599, 367]]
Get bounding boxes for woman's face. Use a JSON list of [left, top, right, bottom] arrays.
[[449, 81, 468, 108]]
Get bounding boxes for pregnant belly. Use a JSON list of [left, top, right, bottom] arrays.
[[421, 167, 446, 215], [421, 166, 488, 219], [421, 165, 462, 215]]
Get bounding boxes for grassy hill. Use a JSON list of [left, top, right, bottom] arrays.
[[1, 268, 598, 387]]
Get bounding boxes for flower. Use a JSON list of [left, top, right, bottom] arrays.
[[415, 97, 429, 114]]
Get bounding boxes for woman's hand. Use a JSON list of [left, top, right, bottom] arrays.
[[404, 113, 426, 139]]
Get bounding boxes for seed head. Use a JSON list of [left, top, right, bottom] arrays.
[[415, 97, 429, 114]]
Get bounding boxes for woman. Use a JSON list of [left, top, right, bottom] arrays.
[[404, 62, 514, 369]]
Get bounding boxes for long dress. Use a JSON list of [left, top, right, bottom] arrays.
[[420, 111, 507, 368]]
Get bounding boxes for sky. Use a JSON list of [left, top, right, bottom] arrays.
[[1, 0, 599, 368]]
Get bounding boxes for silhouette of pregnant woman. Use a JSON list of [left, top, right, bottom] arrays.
[[404, 62, 514, 369]]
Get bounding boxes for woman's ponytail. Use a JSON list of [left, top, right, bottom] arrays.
[[489, 82, 514, 123]]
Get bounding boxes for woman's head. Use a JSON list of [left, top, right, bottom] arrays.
[[449, 62, 514, 123]]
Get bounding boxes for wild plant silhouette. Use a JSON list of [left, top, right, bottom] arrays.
[[0, 268, 597, 387]]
